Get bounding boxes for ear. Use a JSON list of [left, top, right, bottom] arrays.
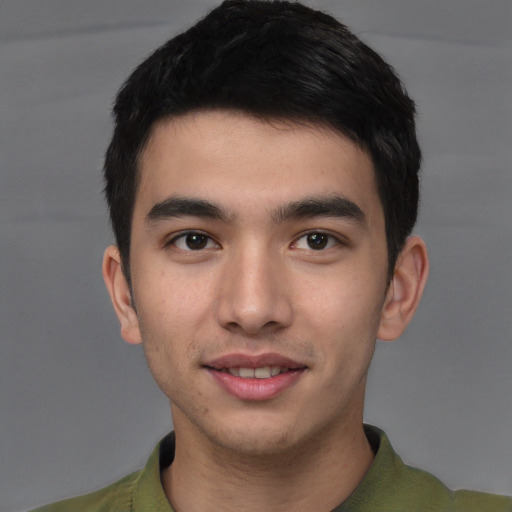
[[102, 245, 142, 345], [377, 236, 429, 341]]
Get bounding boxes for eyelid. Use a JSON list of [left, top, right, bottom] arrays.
[[163, 229, 347, 251], [291, 230, 347, 250], [165, 230, 220, 251]]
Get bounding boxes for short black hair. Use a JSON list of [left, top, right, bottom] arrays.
[[105, 0, 421, 281]]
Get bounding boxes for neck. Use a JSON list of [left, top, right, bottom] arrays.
[[162, 410, 374, 512]]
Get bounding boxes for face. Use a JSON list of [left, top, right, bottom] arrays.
[[109, 111, 396, 455]]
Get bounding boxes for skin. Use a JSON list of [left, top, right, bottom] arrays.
[[103, 110, 429, 512]]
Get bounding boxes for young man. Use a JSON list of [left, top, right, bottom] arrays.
[[33, 1, 511, 511]]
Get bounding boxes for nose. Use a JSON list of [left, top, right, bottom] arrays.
[[215, 244, 293, 336]]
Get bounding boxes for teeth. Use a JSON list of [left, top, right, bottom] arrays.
[[254, 367, 271, 379], [225, 366, 287, 379], [239, 368, 255, 378]]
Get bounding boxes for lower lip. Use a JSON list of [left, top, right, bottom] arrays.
[[207, 369, 305, 401]]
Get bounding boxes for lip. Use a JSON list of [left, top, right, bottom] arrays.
[[206, 352, 307, 370], [204, 352, 308, 401]]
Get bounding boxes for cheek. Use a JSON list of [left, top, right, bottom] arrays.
[[298, 266, 385, 323], [136, 263, 214, 330], [296, 272, 384, 365], [133, 273, 212, 379]]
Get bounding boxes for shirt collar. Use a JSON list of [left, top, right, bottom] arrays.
[[131, 425, 398, 511]]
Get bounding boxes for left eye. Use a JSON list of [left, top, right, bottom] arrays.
[[171, 232, 218, 251], [294, 232, 338, 250]]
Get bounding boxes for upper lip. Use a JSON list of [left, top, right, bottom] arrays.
[[204, 353, 308, 370]]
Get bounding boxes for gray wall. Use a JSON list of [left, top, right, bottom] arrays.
[[1, 1, 511, 510]]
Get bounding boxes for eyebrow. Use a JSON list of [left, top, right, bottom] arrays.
[[145, 195, 366, 227], [272, 196, 366, 226], [146, 196, 231, 224]]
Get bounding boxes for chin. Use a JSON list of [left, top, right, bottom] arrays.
[[211, 425, 299, 458], [185, 407, 302, 456]]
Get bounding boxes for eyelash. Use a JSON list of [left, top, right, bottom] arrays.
[[292, 231, 343, 251], [166, 230, 344, 252], [166, 231, 220, 251]]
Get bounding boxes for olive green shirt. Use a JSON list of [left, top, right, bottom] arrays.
[[32, 425, 511, 511]]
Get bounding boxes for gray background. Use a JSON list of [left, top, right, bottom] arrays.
[[1, 1, 511, 510]]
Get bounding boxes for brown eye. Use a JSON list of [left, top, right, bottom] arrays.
[[306, 233, 329, 250], [293, 232, 339, 251], [171, 232, 217, 251], [185, 233, 208, 249]]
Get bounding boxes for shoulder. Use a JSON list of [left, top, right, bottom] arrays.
[[450, 489, 512, 511], [342, 425, 512, 511], [29, 432, 175, 512], [393, 462, 512, 511], [29, 470, 141, 512]]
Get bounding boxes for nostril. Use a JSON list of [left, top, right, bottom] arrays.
[[215, 263, 293, 334]]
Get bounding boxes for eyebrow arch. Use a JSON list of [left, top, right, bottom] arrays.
[[272, 196, 366, 225], [146, 196, 231, 224]]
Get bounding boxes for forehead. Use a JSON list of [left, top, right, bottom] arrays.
[[136, 111, 382, 225]]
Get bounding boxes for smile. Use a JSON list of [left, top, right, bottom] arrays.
[[219, 366, 289, 379], [205, 354, 307, 400]]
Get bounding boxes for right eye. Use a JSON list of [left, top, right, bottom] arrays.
[[169, 232, 218, 251]]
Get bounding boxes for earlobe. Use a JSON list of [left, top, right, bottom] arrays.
[[377, 236, 429, 341], [102, 245, 142, 345]]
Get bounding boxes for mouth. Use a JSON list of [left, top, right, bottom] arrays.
[[204, 354, 308, 400], [217, 366, 293, 379], [205, 353, 308, 376]]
